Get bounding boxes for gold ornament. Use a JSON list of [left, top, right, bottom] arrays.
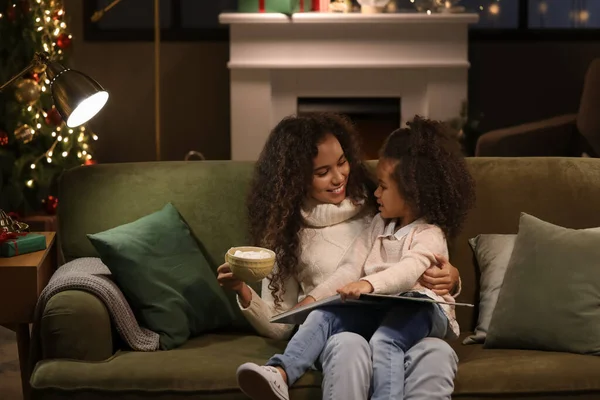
[[0, 209, 29, 233], [14, 124, 35, 144], [14, 79, 41, 105]]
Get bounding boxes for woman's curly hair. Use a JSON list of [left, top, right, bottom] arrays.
[[380, 116, 476, 239], [247, 113, 376, 308]]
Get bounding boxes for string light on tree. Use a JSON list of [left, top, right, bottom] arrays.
[[0, 0, 100, 212]]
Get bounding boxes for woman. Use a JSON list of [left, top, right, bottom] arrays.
[[218, 113, 460, 400]]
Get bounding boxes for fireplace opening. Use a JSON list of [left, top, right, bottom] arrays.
[[298, 97, 401, 160]]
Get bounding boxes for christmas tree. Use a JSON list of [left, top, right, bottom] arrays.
[[0, 0, 97, 214]]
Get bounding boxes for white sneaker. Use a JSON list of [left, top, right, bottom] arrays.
[[236, 362, 290, 400]]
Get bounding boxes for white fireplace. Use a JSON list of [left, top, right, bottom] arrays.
[[219, 12, 479, 161]]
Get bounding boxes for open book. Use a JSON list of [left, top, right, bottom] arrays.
[[270, 293, 474, 325]]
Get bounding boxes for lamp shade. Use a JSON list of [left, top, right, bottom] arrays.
[[46, 61, 109, 128]]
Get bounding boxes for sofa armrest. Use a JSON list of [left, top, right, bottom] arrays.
[[40, 290, 114, 361], [475, 114, 578, 157]]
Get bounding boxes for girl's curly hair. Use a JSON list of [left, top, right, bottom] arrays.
[[380, 116, 476, 239], [248, 113, 376, 309]]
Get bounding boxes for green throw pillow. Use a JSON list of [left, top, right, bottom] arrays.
[[465, 234, 516, 344], [88, 203, 235, 350], [485, 213, 600, 355]]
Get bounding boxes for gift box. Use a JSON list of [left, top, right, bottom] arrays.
[[238, 0, 307, 13], [0, 232, 47, 257]]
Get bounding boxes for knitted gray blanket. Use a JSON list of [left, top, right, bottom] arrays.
[[33, 257, 160, 351]]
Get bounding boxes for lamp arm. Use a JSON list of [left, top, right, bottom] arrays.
[[0, 52, 50, 92], [0, 62, 35, 92], [91, 0, 124, 22]]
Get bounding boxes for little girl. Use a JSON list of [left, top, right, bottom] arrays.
[[236, 116, 476, 400]]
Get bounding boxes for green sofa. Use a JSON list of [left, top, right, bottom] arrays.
[[31, 157, 600, 400]]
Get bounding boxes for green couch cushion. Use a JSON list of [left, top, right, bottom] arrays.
[[31, 334, 322, 400], [30, 333, 600, 400], [485, 213, 600, 355], [451, 333, 600, 399], [88, 203, 235, 350], [465, 234, 516, 344]]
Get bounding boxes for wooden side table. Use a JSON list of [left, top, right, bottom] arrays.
[[0, 232, 57, 400]]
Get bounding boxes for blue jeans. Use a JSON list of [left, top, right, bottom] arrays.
[[318, 332, 372, 400], [319, 333, 457, 400], [268, 301, 449, 400]]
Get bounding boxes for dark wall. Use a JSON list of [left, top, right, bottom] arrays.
[[469, 40, 600, 133], [65, 0, 231, 164], [65, 0, 600, 162]]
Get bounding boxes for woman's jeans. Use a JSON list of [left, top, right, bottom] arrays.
[[318, 333, 457, 400], [268, 301, 451, 400]]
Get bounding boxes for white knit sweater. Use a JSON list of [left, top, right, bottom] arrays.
[[237, 198, 372, 340]]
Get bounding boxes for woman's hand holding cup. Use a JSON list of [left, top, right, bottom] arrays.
[[217, 262, 252, 307]]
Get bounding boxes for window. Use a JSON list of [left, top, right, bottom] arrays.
[[529, 0, 600, 28], [468, 0, 600, 39], [83, 0, 600, 41], [462, 0, 520, 28]]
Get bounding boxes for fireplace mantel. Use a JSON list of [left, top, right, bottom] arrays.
[[220, 12, 478, 24], [219, 12, 479, 160]]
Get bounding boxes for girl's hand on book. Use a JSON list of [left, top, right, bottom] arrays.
[[337, 280, 373, 300]]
